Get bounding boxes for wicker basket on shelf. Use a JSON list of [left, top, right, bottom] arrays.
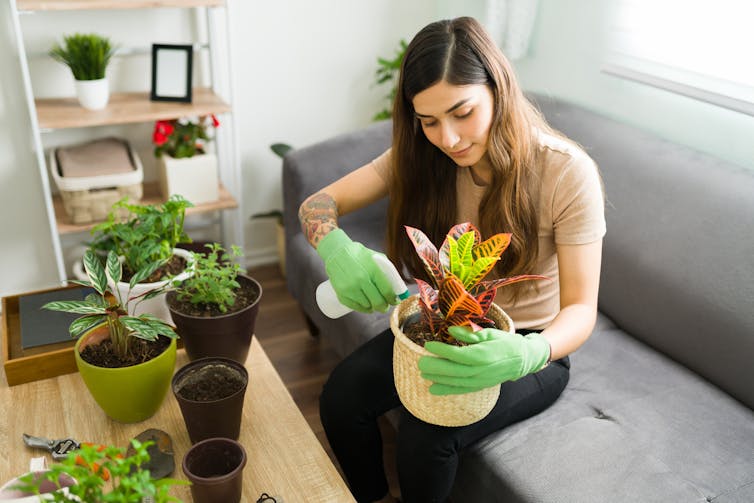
[[390, 295, 514, 427], [49, 137, 143, 224]]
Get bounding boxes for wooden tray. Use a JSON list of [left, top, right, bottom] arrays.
[[2, 284, 183, 386], [2, 284, 82, 386]]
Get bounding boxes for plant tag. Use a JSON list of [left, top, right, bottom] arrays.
[[29, 457, 48, 472]]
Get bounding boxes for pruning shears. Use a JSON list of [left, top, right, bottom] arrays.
[[22, 433, 116, 479]]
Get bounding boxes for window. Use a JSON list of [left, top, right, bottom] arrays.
[[603, 0, 754, 116]]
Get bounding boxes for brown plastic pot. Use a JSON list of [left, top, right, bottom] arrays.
[[182, 437, 246, 503], [172, 357, 248, 444], [167, 274, 262, 363]]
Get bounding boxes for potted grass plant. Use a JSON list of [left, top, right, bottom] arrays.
[[166, 243, 262, 363], [50, 33, 116, 110], [75, 195, 195, 322], [13, 439, 186, 502], [46, 249, 179, 423], [390, 222, 548, 426]]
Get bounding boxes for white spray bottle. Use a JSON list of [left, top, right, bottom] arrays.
[[316, 254, 410, 319]]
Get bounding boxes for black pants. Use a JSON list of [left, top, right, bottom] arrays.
[[319, 328, 570, 503]]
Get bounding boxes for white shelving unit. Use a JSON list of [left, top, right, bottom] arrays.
[[9, 0, 243, 285]]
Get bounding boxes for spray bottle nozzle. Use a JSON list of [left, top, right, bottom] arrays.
[[316, 254, 409, 319]]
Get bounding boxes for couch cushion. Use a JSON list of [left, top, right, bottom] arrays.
[[529, 94, 754, 411], [453, 314, 754, 503]]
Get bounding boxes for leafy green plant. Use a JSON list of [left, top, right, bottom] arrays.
[[173, 243, 244, 313], [270, 142, 293, 158], [15, 439, 186, 502], [50, 33, 116, 81], [373, 39, 407, 121], [43, 249, 177, 359], [405, 222, 548, 344], [89, 195, 193, 278]]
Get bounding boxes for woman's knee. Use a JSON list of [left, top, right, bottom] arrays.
[[321, 331, 397, 419], [396, 413, 461, 465]]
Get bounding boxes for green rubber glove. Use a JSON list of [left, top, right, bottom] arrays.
[[418, 326, 551, 396], [316, 228, 397, 313]]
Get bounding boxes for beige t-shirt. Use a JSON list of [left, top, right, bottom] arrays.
[[370, 132, 606, 330]]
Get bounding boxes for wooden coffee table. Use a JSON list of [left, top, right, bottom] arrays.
[[0, 336, 355, 502]]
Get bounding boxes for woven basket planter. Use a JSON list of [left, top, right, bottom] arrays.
[[390, 295, 514, 427], [58, 184, 143, 224]]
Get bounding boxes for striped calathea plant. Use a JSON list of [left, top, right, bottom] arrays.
[[43, 249, 177, 359], [405, 222, 547, 344]]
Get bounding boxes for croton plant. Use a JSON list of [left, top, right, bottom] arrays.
[[405, 222, 548, 344]]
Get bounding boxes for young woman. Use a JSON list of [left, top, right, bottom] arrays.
[[298, 17, 605, 503]]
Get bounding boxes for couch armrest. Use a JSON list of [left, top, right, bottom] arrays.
[[282, 120, 392, 247], [282, 120, 392, 234]]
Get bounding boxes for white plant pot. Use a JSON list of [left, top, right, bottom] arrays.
[[0, 470, 75, 502], [73, 247, 194, 323], [74, 77, 109, 110], [158, 153, 219, 204]]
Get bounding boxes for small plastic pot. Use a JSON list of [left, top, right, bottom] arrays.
[[182, 437, 246, 503], [167, 274, 262, 363], [172, 357, 248, 443]]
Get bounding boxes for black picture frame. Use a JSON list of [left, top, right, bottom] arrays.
[[150, 43, 193, 103]]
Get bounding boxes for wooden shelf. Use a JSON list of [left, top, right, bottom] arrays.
[[36, 88, 231, 130], [53, 181, 238, 234], [17, 0, 224, 11]]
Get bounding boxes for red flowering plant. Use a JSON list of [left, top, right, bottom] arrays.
[[404, 222, 549, 345], [153, 114, 220, 159]]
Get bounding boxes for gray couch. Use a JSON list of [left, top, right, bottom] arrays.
[[282, 94, 754, 502]]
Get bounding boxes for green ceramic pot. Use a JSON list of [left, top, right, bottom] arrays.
[[75, 324, 177, 423]]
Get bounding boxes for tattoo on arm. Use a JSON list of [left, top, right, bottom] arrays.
[[299, 192, 339, 248]]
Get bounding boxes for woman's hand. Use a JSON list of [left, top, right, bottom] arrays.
[[316, 228, 397, 313], [418, 326, 551, 395]]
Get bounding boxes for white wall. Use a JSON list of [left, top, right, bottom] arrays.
[[229, 0, 438, 266], [512, 0, 754, 172], [236, 0, 753, 270]]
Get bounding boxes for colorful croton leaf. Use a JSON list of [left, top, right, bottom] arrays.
[[405, 223, 548, 343]]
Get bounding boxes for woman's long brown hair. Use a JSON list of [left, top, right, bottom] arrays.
[[386, 17, 558, 299]]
